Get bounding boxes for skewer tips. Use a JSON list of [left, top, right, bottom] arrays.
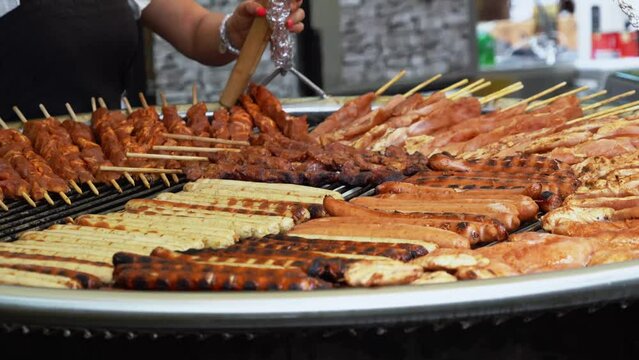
[[110, 179, 123, 193], [21, 192, 37, 207]]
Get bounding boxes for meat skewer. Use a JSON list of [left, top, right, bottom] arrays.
[[39, 104, 102, 195], [0, 118, 37, 207], [90, 97, 136, 187], [525, 85, 589, 111], [119, 96, 153, 188], [64, 103, 122, 193], [501, 81, 567, 111], [1, 111, 69, 206]]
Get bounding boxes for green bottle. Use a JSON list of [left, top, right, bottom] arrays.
[[477, 32, 496, 66]]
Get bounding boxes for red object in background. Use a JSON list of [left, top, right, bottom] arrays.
[[619, 31, 639, 57], [592, 32, 620, 59]]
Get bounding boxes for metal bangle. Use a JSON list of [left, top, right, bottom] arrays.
[[219, 13, 240, 56]]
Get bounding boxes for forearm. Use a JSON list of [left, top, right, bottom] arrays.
[[190, 12, 237, 66]]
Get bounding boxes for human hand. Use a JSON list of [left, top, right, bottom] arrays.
[[226, 0, 305, 50]]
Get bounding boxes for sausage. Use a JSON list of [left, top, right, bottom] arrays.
[[234, 236, 428, 262], [0, 264, 102, 289], [114, 263, 331, 291], [376, 193, 539, 221], [323, 198, 508, 243], [428, 153, 572, 173], [350, 197, 521, 231], [290, 217, 471, 249]]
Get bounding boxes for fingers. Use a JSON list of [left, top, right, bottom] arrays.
[[287, 8, 305, 33], [238, 1, 265, 17]]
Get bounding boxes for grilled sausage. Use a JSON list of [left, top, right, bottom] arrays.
[[428, 153, 572, 173], [0, 264, 102, 289]]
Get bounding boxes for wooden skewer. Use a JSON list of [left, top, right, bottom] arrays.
[[98, 97, 137, 186], [582, 90, 636, 111], [451, 81, 492, 100], [567, 99, 639, 125], [43, 192, 55, 206], [158, 173, 171, 187], [139, 174, 151, 189], [480, 82, 524, 105], [375, 69, 407, 96], [58, 191, 72, 206], [110, 179, 123, 193], [122, 97, 133, 114], [38, 104, 84, 195], [526, 85, 590, 111], [1, 116, 36, 207], [12, 106, 28, 123], [91, 97, 97, 112], [160, 92, 169, 107], [153, 145, 241, 153], [449, 78, 485, 99], [127, 152, 208, 161], [97, 97, 107, 109], [138, 92, 149, 109], [580, 90, 607, 101], [66, 102, 100, 196], [100, 166, 182, 174], [593, 103, 639, 119], [171, 174, 180, 184], [403, 73, 442, 98], [22, 193, 37, 207], [69, 180, 83, 194], [0, 200, 8, 212], [502, 82, 567, 110], [438, 79, 469, 94], [162, 133, 249, 146], [192, 83, 198, 106]]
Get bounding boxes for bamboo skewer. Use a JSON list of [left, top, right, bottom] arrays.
[[479, 82, 524, 105], [89, 97, 124, 191], [0, 116, 35, 208], [567, 99, 639, 125], [582, 90, 636, 111], [192, 83, 198, 106], [376, 69, 407, 96], [402, 73, 442, 98], [593, 103, 639, 119], [580, 90, 607, 101], [65, 102, 101, 196], [162, 133, 249, 146], [137, 92, 171, 187], [153, 145, 242, 153], [158, 92, 181, 184], [39, 104, 83, 195], [13, 106, 71, 205], [121, 96, 152, 188], [122, 97, 133, 114], [449, 78, 485, 99], [0, 200, 7, 212], [451, 81, 492, 100], [526, 85, 590, 111], [127, 152, 208, 162], [99, 166, 182, 174], [501, 82, 567, 110], [438, 79, 469, 94]]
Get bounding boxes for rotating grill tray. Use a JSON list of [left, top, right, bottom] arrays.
[[3, 96, 629, 337]]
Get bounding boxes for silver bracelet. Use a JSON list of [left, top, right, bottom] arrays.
[[219, 13, 240, 55]]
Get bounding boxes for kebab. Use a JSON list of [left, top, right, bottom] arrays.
[[0, 124, 69, 206], [64, 103, 122, 193]]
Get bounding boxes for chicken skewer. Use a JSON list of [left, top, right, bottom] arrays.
[[0, 117, 37, 207], [0, 113, 68, 206], [64, 103, 122, 194], [117, 97, 153, 188]]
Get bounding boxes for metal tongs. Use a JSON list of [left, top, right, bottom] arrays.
[[219, 0, 328, 108]]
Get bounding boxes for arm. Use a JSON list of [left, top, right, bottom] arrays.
[[141, 0, 304, 67]]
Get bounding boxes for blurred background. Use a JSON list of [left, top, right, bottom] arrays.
[[141, 0, 639, 104]]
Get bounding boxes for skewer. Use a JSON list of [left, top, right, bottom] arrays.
[[450, 81, 492, 100], [160, 92, 169, 107], [402, 73, 442, 98], [0, 200, 7, 212], [375, 69, 407, 96], [192, 83, 198, 106], [501, 81, 567, 110], [127, 152, 208, 161], [580, 90, 607, 101], [139, 173, 151, 189], [479, 82, 524, 105], [110, 180, 123, 193], [97, 97, 137, 187], [0, 117, 35, 207], [526, 85, 590, 111], [153, 145, 242, 153], [582, 90, 636, 111], [137, 92, 171, 187], [65, 103, 101, 195], [162, 133, 250, 146], [567, 99, 639, 125], [437, 79, 469, 94], [122, 97, 133, 114], [593, 103, 639, 119], [100, 166, 182, 174], [14, 106, 72, 205], [91, 97, 97, 112], [39, 104, 84, 195], [448, 78, 485, 99]]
